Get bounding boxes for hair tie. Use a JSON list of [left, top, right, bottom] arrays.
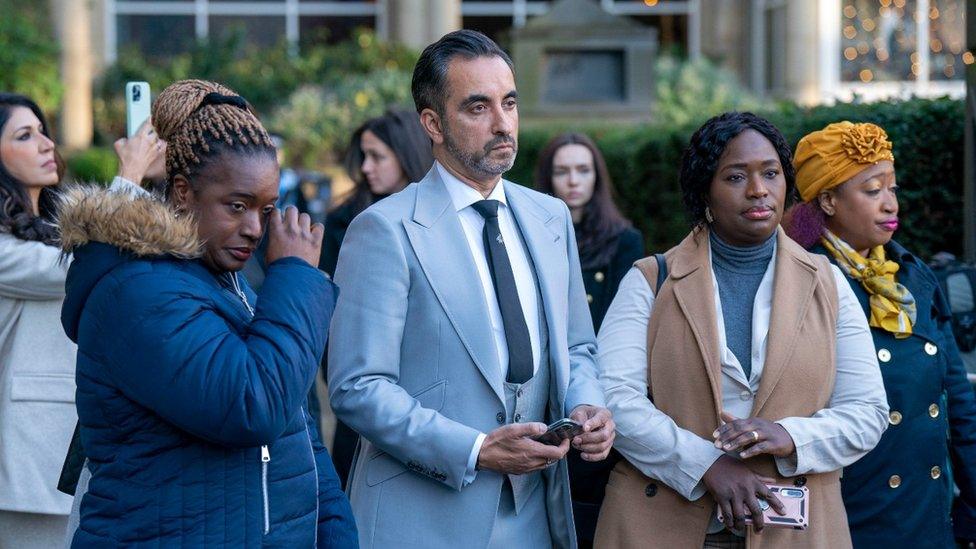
[[195, 92, 249, 113]]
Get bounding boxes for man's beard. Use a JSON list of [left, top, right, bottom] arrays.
[[443, 124, 517, 178]]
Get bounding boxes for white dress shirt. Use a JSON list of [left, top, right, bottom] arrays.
[[598, 243, 889, 525], [435, 162, 543, 484]]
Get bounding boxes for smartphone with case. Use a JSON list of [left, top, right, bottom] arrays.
[[716, 485, 808, 530], [533, 418, 583, 446], [125, 81, 151, 137]]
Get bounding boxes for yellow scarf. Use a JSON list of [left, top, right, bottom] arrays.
[[821, 231, 916, 338]]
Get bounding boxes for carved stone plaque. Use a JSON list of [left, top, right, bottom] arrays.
[[543, 50, 625, 103]]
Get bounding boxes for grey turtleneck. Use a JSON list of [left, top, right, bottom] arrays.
[[709, 230, 776, 379]]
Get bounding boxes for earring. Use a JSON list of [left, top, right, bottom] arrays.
[[174, 205, 186, 219], [705, 206, 714, 224]]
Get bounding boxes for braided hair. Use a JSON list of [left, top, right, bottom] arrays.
[[151, 80, 275, 194], [0, 93, 64, 245]]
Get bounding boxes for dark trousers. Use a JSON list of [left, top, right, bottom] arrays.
[[568, 448, 620, 548]]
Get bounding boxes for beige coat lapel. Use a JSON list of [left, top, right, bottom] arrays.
[[751, 228, 820, 416], [668, 228, 724, 419]]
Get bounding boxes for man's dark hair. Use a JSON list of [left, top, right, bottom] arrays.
[[411, 30, 515, 116], [679, 111, 797, 227]]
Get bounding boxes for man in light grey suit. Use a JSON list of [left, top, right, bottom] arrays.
[[328, 30, 615, 549]]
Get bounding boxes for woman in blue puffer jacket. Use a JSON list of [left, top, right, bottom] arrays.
[[56, 79, 357, 548]]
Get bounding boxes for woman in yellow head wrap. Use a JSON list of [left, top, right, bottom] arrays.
[[785, 121, 976, 548]]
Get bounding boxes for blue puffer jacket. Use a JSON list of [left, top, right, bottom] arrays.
[[58, 186, 357, 548]]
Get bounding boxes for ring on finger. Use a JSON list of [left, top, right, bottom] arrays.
[[750, 430, 759, 442], [545, 459, 554, 466]]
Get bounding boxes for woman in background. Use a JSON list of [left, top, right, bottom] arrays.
[[320, 109, 433, 276], [0, 92, 76, 549], [536, 132, 643, 332], [535, 132, 643, 547]]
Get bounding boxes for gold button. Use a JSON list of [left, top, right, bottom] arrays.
[[586, 294, 593, 304], [878, 349, 891, 363], [931, 466, 942, 479], [889, 411, 902, 425], [925, 342, 938, 356], [929, 403, 940, 418], [889, 475, 901, 488], [594, 271, 605, 283]]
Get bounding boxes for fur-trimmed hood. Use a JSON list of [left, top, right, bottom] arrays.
[[57, 184, 201, 258], [57, 185, 202, 343]]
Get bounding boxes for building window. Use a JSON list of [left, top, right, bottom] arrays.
[[116, 14, 195, 57], [210, 15, 287, 47], [106, 0, 379, 62], [840, 0, 967, 84], [461, 0, 698, 56]]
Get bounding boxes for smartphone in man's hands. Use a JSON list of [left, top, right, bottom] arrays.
[[534, 419, 583, 446]]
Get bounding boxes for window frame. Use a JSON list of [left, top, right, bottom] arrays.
[[105, 0, 385, 62], [818, 0, 965, 101]]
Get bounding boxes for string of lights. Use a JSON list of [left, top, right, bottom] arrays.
[[841, 0, 968, 83]]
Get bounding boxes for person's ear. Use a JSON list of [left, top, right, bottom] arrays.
[[170, 174, 195, 214], [818, 189, 837, 217], [420, 107, 444, 145]]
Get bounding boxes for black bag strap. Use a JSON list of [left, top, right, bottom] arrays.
[[654, 253, 668, 294]]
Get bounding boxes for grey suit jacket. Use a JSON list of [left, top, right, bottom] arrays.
[[328, 166, 605, 548]]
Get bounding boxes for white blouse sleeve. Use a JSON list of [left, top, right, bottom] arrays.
[[774, 265, 889, 476], [599, 267, 724, 500]]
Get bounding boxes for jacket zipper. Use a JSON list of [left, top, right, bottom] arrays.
[[307, 421, 319, 546], [261, 445, 271, 535], [228, 272, 255, 316]]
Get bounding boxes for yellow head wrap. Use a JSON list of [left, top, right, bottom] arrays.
[[793, 121, 894, 203]]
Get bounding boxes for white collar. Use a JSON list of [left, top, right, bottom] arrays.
[[435, 161, 508, 213]]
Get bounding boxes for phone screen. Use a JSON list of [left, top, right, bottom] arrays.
[[534, 419, 583, 446]]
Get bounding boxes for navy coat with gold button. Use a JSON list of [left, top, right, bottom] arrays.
[[580, 227, 644, 332], [815, 241, 976, 548]]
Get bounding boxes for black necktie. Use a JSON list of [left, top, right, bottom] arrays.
[[470, 199, 533, 384]]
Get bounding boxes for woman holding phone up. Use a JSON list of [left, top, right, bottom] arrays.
[[594, 112, 888, 548], [57, 80, 356, 547]]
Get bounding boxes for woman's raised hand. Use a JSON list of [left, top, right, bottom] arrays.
[[265, 206, 323, 267], [114, 119, 166, 185]]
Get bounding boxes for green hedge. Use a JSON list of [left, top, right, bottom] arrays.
[[66, 147, 118, 184], [507, 97, 964, 260]]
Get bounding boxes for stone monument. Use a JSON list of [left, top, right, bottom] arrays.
[[510, 0, 657, 122]]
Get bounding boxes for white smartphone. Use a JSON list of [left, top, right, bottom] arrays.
[[125, 81, 151, 138]]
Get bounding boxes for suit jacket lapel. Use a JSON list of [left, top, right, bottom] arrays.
[[751, 228, 818, 416], [669, 228, 724, 420], [402, 170, 505, 402], [506, 184, 567, 404]]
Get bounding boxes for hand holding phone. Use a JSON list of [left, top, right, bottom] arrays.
[[476, 422, 570, 475], [534, 418, 583, 446], [716, 485, 809, 530], [114, 121, 164, 185]]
